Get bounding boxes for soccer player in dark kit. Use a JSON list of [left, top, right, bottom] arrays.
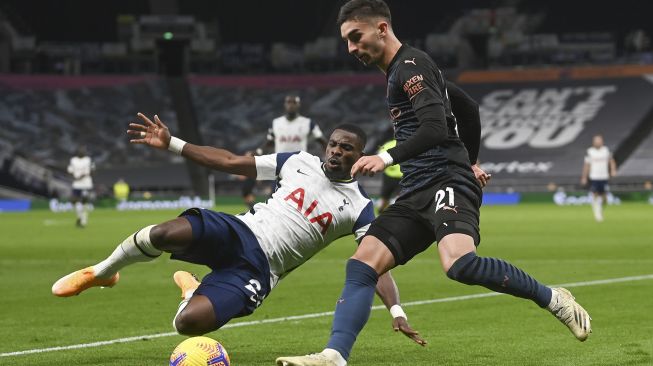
[[277, 1, 591, 365]]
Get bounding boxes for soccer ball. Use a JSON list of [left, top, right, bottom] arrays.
[[169, 336, 231, 366]]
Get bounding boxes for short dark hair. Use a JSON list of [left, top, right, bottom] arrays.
[[332, 123, 368, 149], [337, 0, 392, 27]]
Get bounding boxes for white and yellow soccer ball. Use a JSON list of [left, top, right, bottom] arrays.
[[169, 336, 231, 366]]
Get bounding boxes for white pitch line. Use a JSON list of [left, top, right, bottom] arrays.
[[2, 273, 652, 358]]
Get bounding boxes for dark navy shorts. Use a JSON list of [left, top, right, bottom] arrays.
[[72, 188, 91, 201], [589, 180, 608, 194], [171, 208, 271, 328]]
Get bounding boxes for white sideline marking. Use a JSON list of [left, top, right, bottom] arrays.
[[2, 274, 652, 358]]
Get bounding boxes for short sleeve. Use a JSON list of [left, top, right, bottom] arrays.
[[310, 120, 324, 139], [255, 152, 299, 180], [352, 201, 375, 241], [255, 154, 277, 180]]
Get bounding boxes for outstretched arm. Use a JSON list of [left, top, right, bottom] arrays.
[[128, 113, 257, 178], [376, 271, 427, 346]]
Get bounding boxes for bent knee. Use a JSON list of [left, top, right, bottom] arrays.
[[174, 310, 214, 336], [148, 224, 169, 245], [444, 251, 477, 280]]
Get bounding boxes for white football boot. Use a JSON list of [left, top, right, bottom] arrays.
[[276, 349, 346, 366], [547, 287, 592, 341]]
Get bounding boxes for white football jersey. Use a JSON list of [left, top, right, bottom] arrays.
[[585, 146, 611, 180], [267, 115, 323, 153], [236, 151, 374, 288], [67, 156, 94, 189]]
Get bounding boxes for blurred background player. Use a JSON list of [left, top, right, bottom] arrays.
[[376, 137, 402, 213], [263, 94, 327, 154], [581, 134, 617, 222], [67, 146, 94, 227], [113, 178, 130, 203]]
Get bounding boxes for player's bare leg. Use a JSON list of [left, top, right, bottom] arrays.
[[172, 271, 219, 335], [52, 217, 194, 297], [439, 232, 591, 341]]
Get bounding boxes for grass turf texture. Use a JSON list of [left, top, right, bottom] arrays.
[[0, 203, 651, 365]]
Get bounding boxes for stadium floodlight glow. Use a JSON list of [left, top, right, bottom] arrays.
[[163, 32, 174, 40]]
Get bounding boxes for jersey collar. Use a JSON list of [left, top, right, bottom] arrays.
[[386, 44, 408, 76]]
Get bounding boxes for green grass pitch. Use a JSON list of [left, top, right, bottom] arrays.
[[0, 202, 652, 365]]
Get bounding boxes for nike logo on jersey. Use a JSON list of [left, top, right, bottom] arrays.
[[404, 58, 416, 65], [297, 169, 309, 176]]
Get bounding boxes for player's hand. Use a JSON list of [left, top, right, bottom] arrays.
[[351, 155, 385, 177], [392, 317, 427, 346], [472, 164, 491, 188], [580, 177, 588, 186], [127, 113, 171, 150]]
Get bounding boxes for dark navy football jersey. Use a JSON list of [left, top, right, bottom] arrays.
[[386, 44, 473, 196]]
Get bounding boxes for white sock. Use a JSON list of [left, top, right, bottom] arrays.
[[81, 204, 89, 225], [546, 288, 559, 311], [172, 299, 190, 333], [93, 225, 161, 278], [75, 202, 83, 220], [322, 348, 347, 366], [592, 196, 603, 221], [184, 289, 196, 300]]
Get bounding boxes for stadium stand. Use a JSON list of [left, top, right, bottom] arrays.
[[1, 1, 652, 198], [618, 130, 653, 179], [2, 66, 652, 197]]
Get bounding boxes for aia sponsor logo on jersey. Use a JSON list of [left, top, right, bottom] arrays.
[[279, 135, 302, 143], [284, 187, 333, 234]]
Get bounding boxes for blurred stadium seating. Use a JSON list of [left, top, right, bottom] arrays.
[[0, 1, 651, 200]]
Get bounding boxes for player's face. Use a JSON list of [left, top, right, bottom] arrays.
[[284, 97, 300, 115], [324, 129, 363, 177], [593, 135, 603, 148], [340, 19, 386, 66]]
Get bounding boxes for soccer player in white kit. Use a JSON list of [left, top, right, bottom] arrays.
[[266, 95, 327, 153], [581, 134, 617, 222], [67, 146, 94, 227], [52, 113, 424, 344]]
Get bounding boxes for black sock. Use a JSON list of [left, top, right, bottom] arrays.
[[447, 252, 552, 308]]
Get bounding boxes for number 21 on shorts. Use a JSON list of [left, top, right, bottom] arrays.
[[434, 187, 455, 212]]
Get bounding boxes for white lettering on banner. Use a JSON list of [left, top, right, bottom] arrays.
[[480, 161, 553, 174], [553, 191, 621, 206], [480, 86, 617, 149]]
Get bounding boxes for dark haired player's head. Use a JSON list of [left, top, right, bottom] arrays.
[[337, 0, 400, 69], [323, 124, 368, 180], [284, 94, 301, 119], [337, 0, 391, 27], [76, 145, 88, 157]]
